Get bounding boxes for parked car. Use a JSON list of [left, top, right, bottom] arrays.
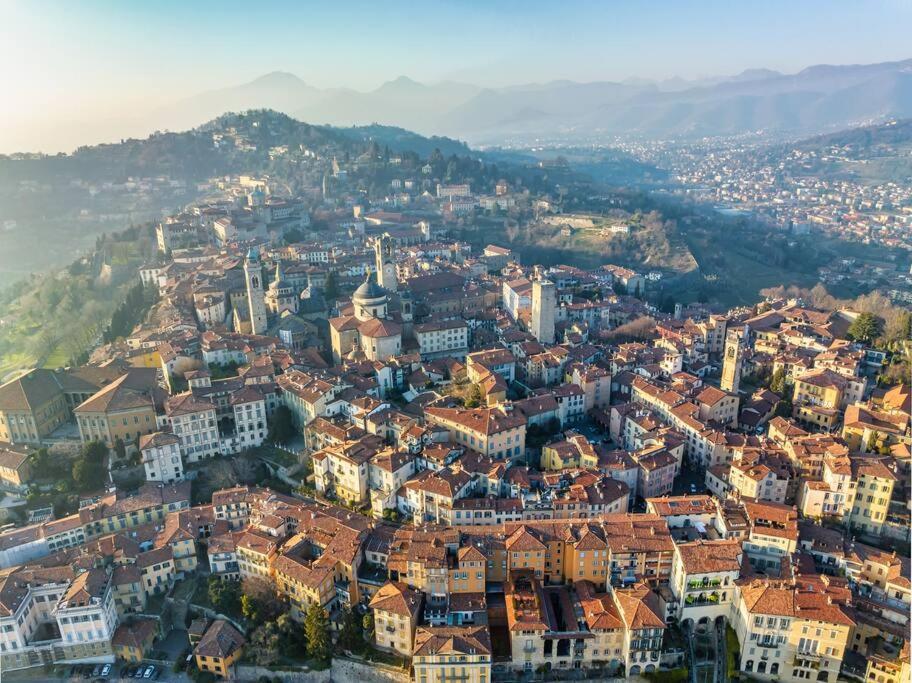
[[101, 664, 112, 677], [142, 666, 155, 679]]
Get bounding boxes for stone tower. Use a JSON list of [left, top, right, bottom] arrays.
[[721, 325, 748, 393], [375, 233, 398, 292], [244, 247, 268, 334], [531, 276, 556, 345]]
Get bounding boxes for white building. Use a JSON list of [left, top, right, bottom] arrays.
[[415, 319, 469, 360], [163, 393, 220, 462], [669, 539, 742, 627], [229, 386, 268, 449], [139, 432, 184, 484]]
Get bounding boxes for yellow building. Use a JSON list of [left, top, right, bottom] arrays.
[[0, 365, 133, 444], [112, 617, 158, 663], [0, 369, 71, 443], [0, 441, 32, 488], [842, 404, 909, 453], [733, 577, 854, 683], [424, 406, 526, 460], [792, 368, 859, 430], [194, 619, 245, 678], [448, 546, 487, 593], [369, 581, 423, 657], [74, 369, 164, 449], [865, 641, 910, 683], [540, 433, 596, 470], [845, 456, 897, 536], [413, 625, 492, 683], [235, 527, 278, 581]]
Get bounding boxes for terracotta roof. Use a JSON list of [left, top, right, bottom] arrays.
[[194, 619, 245, 659], [369, 581, 423, 618], [676, 539, 742, 575], [413, 625, 492, 657]]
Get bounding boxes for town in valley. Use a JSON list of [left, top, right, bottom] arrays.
[[0, 5, 911, 683]]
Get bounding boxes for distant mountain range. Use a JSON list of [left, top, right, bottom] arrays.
[[151, 59, 912, 145]]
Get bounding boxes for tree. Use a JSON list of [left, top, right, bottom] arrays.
[[864, 432, 879, 454], [362, 612, 374, 639], [304, 603, 331, 662], [324, 270, 339, 300], [249, 621, 282, 665], [241, 577, 284, 622], [773, 399, 792, 418], [337, 605, 364, 653], [241, 594, 260, 622], [267, 405, 296, 445], [847, 313, 882, 344], [207, 577, 242, 617], [72, 440, 108, 492], [769, 368, 787, 396], [464, 384, 483, 408], [882, 310, 912, 347]]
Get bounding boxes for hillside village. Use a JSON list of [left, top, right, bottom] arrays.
[[0, 130, 909, 683]]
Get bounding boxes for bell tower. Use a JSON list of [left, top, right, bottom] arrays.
[[244, 247, 268, 334], [375, 233, 398, 292], [721, 325, 748, 393]]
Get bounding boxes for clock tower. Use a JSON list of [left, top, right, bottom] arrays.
[[721, 325, 747, 393]]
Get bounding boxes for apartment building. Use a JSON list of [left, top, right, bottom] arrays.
[[413, 625, 492, 683], [424, 406, 526, 460], [732, 577, 854, 683], [370, 581, 424, 656], [139, 432, 184, 483], [415, 319, 469, 360], [845, 456, 897, 536], [0, 566, 117, 673], [669, 539, 742, 626], [163, 392, 220, 462]]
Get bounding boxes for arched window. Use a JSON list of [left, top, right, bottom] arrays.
[[745, 661, 753, 672], [770, 663, 779, 675], [758, 662, 766, 674]]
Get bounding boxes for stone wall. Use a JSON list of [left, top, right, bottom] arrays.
[[234, 665, 330, 682], [234, 657, 408, 683], [331, 657, 409, 683]]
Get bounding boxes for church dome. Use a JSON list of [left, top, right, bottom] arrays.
[[353, 271, 386, 303]]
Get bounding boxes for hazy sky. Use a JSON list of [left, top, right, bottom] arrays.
[[2, 0, 910, 152]]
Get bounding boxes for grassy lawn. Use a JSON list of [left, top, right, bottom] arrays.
[[0, 351, 34, 382], [42, 342, 72, 369]]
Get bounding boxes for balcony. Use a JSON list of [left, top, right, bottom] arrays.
[[687, 579, 722, 590], [683, 593, 721, 606]]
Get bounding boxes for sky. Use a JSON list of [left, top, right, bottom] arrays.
[[1, 0, 910, 152]]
